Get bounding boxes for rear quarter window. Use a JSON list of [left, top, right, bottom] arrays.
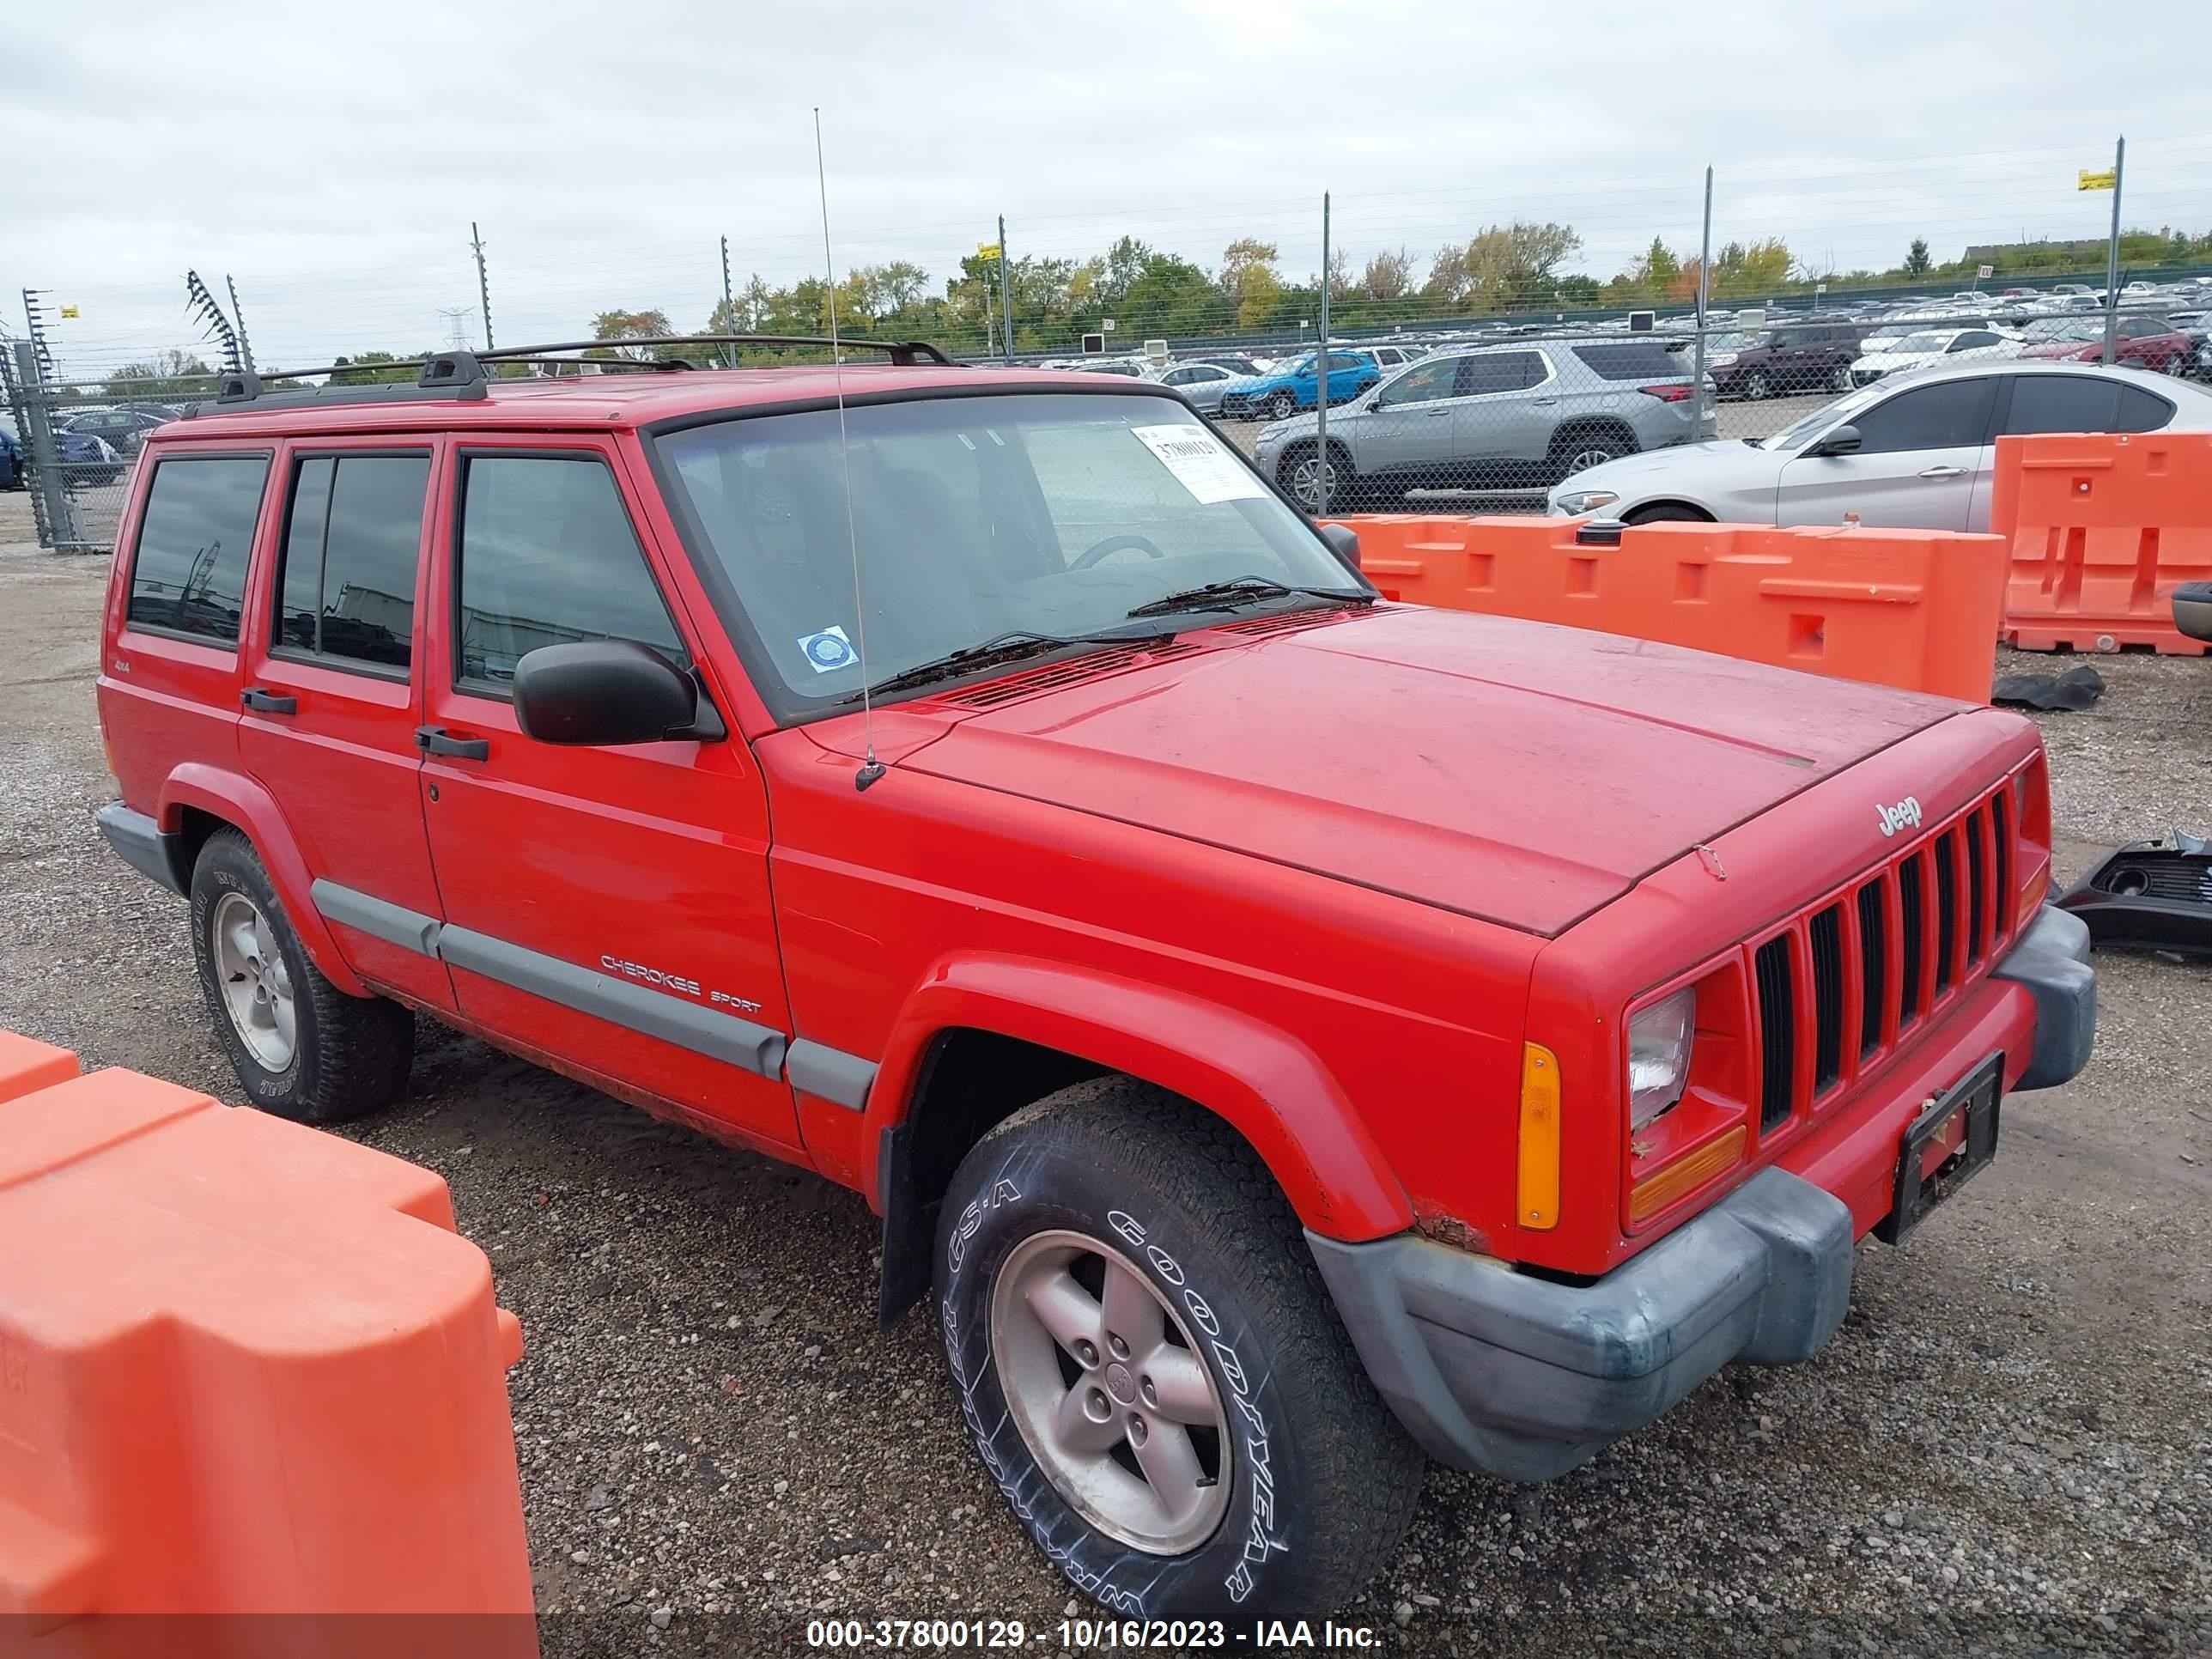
[[125, 454, 271, 644], [1571, 343, 1688, 380], [2117, 386, 2174, 431]]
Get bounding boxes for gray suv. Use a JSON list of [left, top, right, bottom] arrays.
[[1255, 339, 1709, 509]]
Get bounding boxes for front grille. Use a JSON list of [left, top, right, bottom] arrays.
[[1808, 905, 1844, 1093], [1933, 832, 1960, 993], [1747, 783, 2015, 1135], [1966, 820, 1989, 964], [1899, 856, 1925, 1025], [1753, 935, 1796, 1132], [1991, 792, 2012, 931], [2090, 849, 2212, 902], [1855, 880, 1887, 1059]]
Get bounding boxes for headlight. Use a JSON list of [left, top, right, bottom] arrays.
[[1257, 424, 1287, 443], [1627, 988, 1695, 1129], [1708, 352, 1738, 367], [1555, 489, 1620, 515]]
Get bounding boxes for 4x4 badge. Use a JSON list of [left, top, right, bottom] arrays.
[[1875, 795, 1923, 838]]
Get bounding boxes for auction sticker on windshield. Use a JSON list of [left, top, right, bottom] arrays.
[[1130, 423, 1267, 505]]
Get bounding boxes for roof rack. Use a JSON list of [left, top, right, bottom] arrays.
[[185, 334, 957, 416]]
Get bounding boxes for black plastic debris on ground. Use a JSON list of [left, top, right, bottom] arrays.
[[1992, 663, 2106, 711], [2060, 830, 2212, 956]]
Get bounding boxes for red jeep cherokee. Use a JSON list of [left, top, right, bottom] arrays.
[[94, 337, 2094, 1620]]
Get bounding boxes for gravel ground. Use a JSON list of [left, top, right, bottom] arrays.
[[1, 529, 2207, 1657]]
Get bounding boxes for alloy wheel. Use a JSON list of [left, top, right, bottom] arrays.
[[210, 891, 297, 1071], [989, 1228, 1232, 1555], [1286, 451, 1340, 511]]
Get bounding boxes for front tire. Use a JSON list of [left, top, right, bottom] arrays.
[[189, 829, 414, 1123], [1276, 441, 1353, 513], [1745, 368, 1772, 400], [1262, 391, 1297, 423], [935, 1079, 1425, 1620]]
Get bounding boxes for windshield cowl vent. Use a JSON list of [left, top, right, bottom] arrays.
[[1207, 607, 1376, 641], [933, 641, 1208, 708]]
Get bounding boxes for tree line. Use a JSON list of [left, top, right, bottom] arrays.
[[90, 220, 2212, 396]]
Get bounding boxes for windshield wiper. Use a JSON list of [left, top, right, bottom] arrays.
[[1125, 575, 1373, 620], [841, 627, 1164, 702]]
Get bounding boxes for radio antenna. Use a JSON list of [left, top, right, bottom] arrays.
[[814, 106, 884, 792]]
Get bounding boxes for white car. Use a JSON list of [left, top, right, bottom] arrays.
[[1547, 359, 2212, 532], [1849, 327, 2020, 386]]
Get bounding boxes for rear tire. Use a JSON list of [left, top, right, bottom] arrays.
[[189, 830, 414, 1124], [935, 1078, 1425, 1620], [1549, 427, 1634, 484]]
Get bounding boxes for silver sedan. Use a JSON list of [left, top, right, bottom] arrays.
[[1150, 362, 1254, 416], [1549, 359, 2212, 532]]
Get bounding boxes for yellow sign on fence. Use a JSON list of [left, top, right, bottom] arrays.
[[2077, 168, 2116, 191]]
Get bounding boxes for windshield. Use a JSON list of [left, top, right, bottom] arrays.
[[2027, 320, 2100, 343], [1761, 380, 1890, 452], [1273, 353, 1316, 378], [1891, 331, 1950, 355], [654, 393, 1367, 715], [1703, 332, 1750, 354]]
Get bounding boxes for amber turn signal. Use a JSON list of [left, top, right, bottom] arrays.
[[1517, 1042, 1562, 1231], [1629, 1125, 1747, 1225]]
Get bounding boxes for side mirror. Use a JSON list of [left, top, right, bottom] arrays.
[[1317, 521, 1363, 573], [1809, 423, 1863, 457], [513, 640, 720, 746]]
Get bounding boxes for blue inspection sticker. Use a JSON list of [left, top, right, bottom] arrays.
[[796, 625, 858, 673]]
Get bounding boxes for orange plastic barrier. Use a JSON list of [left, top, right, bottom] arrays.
[[1330, 514, 2008, 702], [1990, 431, 2212, 655], [0, 1031, 536, 1641]]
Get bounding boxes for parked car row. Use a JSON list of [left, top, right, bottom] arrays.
[[0, 413, 130, 489]]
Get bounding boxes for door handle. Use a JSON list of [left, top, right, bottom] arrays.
[[1424, 407, 1451, 416], [415, 725, 489, 761], [240, 687, 297, 715], [1532, 398, 1560, 406], [1917, 465, 1967, 479]]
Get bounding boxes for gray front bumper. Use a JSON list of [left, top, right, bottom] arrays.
[[1309, 1167, 1853, 1480], [1992, 902, 2095, 1090]]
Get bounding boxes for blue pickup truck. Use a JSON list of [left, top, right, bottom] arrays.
[[1218, 349, 1385, 422]]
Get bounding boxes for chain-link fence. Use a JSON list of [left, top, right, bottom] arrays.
[[12, 139, 2212, 550]]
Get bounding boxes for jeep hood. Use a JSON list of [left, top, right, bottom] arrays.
[[898, 606, 1961, 935]]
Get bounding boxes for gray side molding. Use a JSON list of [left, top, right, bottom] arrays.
[[439, 926, 787, 1079], [311, 879, 443, 957], [786, 1039, 878, 1110]]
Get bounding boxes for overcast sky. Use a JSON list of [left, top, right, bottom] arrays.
[[5, 0, 2209, 375]]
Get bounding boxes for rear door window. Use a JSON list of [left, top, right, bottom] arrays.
[[1465, 352, 1545, 394], [272, 453, 431, 670], [1849, 378, 1998, 453], [1572, 343, 1686, 380], [125, 454, 270, 644], [2001, 375, 2123, 435]]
